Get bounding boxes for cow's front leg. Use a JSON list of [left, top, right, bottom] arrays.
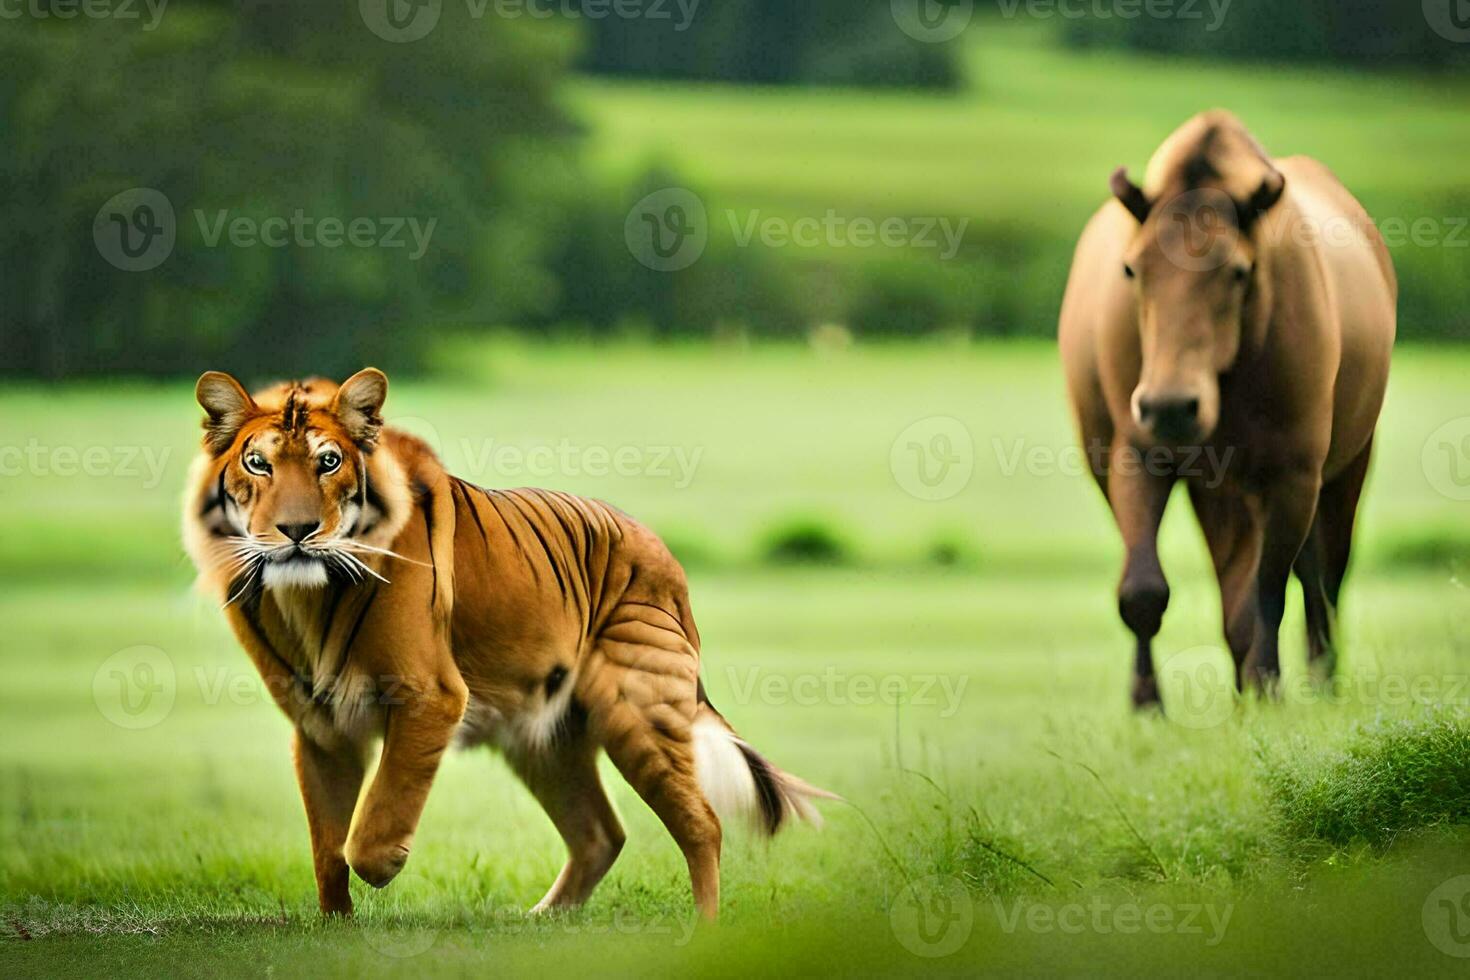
[[293, 729, 368, 915], [345, 668, 468, 888], [1243, 470, 1321, 694], [1109, 442, 1177, 710]]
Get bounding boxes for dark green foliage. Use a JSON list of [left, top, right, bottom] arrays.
[[760, 517, 853, 566], [1260, 714, 1470, 850], [0, 5, 579, 379], [1060, 0, 1470, 69], [1382, 532, 1470, 572], [579, 0, 963, 89]]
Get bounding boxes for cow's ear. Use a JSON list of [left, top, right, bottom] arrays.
[[196, 371, 256, 455], [1111, 167, 1151, 223], [1247, 170, 1286, 219], [334, 368, 388, 448]]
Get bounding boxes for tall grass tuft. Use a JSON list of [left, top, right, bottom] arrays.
[[1259, 712, 1470, 850]]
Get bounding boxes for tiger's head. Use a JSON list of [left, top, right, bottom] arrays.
[[185, 368, 412, 595]]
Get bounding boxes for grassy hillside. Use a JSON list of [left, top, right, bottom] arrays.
[[571, 20, 1470, 338]]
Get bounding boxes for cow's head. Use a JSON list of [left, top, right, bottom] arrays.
[[1111, 160, 1285, 445]]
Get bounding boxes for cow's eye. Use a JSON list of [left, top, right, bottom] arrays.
[[243, 451, 271, 476], [1123, 263, 1136, 280], [318, 451, 342, 475]]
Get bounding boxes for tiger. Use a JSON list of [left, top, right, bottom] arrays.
[[182, 368, 834, 920]]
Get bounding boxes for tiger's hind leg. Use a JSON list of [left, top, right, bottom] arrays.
[[508, 714, 626, 914], [583, 616, 722, 919]]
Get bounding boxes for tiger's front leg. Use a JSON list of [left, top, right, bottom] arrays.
[[344, 663, 468, 889], [293, 730, 368, 915]]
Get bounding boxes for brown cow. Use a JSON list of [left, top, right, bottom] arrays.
[[1059, 110, 1396, 708]]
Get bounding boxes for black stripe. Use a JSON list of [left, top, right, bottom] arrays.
[[318, 582, 344, 654], [454, 479, 492, 557], [423, 499, 438, 607], [505, 492, 569, 602], [338, 583, 379, 668], [483, 489, 540, 585], [541, 494, 588, 620]]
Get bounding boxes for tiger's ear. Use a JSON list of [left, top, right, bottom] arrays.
[[195, 371, 256, 455], [334, 368, 388, 449]]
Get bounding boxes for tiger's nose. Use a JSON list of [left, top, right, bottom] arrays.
[[277, 521, 320, 543]]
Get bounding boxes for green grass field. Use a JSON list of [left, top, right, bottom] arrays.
[[3, 342, 1470, 976]]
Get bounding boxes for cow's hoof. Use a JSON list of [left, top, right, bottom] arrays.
[[1131, 676, 1163, 712]]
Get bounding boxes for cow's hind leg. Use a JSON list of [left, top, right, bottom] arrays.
[[1306, 437, 1375, 679], [1294, 518, 1336, 676], [584, 619, 721, 919], [509, 716, 626, 914]]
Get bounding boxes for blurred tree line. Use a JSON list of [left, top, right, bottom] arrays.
[[578, 0, 962, 88], [1060, 0, 1470, 68], [1, 1, 1465, 380], [1, 2, 580, 379]]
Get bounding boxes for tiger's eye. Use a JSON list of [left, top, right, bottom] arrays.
[[243, 451, 271, 476], [318, 451, 342, 475]]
